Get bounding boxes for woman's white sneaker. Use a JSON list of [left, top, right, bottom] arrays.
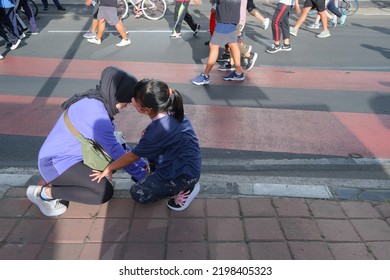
[[26, 185, 67, 217]]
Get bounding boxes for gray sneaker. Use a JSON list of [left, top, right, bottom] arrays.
[[83, 31, 96, 39], [26, 185, 67, 217], [316, 30, 331, 38], [245, 52, 258, 71]]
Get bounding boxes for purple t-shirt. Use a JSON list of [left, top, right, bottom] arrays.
[[38, 97, 146, 182]]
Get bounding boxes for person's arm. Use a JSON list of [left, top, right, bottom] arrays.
[[90, 151, 141, 183], [85, 0, 92, 6]]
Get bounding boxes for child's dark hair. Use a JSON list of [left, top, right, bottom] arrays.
[[134, 79, 184, 122]]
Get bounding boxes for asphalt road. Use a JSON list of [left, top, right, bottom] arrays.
[[1, 1, 390, 188]]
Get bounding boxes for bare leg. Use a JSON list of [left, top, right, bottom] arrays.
[[294, 7, 311, 30], [204, 43, 219, 76], [114, 18, 129, 40], [229, 43, 244, 73], [95, 19, 105, 40]]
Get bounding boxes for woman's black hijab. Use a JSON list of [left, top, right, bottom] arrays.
[[61, 66, 138, 119]]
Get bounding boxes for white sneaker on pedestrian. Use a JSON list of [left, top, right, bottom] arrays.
[[87, 38, 101, 45], [316, 30, 331, 38], [308, 23, 320, 29], [26, 185, 67, 217], [339, 14, 347, 25], [10, 39, 21, 50], [116, 38, 131, 47], [263, 18, 270, 30], [332, 16, 338, 28], [0, 54, 4, 60]]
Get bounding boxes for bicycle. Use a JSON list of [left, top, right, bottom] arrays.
[[338, 0, 359, 16], [117, 0, 167, 21]]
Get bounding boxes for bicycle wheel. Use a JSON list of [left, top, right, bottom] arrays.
[[339, 0, 359, 16], [141, 0, 166, 21], [117, 0, 129, 20], [29, 0, 38, 17]]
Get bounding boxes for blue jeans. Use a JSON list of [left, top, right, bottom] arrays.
[[130, 173, 199, 204]]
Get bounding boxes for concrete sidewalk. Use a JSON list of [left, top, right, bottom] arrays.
[[1, 184, 390, 260], [1, 162, 390, 260]]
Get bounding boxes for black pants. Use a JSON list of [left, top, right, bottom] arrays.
[[50, 161, 114, 205], [173, 2, 197, 33]]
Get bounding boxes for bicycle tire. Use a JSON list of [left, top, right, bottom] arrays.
[[117, 0, 129, 20], [339, 0, 359, 16], [141, 0, 166, 21]]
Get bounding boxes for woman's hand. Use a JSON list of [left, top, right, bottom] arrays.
[[90, 167, 113, 183]]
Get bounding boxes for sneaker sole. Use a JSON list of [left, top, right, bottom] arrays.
[[167, 182, 200, 211], [116, 42, 131, 47], [192, 80, 210, 86], [223, 77, 245, 81], [26, 185, 67, 217], [317, 34, 331, 38], [218, 68, 235, 72]]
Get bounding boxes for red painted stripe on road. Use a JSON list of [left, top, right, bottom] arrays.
[[1, 56, 389, 92], [1, 95, 390, 158]]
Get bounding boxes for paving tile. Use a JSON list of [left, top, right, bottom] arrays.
[[128, 219, 168, 242], [167, 218, 205, 242], [375, 203, 390, 218], [367, 242, 390, 259], [61, 202, 101, 218], [207, 218, 245, 241], [37, 243, 85, 260], [243, 217, 284, 241], [47, 218, 94, 243], [351, 219, 390, 241], [239, 198, 275, 217], [166, 242, 207, 260], [316, 219, 361, 242], [206, 199, 240, 217], [0, 198, 30, 217], [4, 187, 26, 198], [249, 242, 292, 260], [123, 243, 165, 260], [88, 218, 130, 242], [80, 243, 126, 260], [280, 218, 323, 241], [0, 218, 18, 242], [7, 219, 55, 243], [209, 242, 250, 260], [288, 241, 334, 260], [340, 201, 381, 218], [328, 243, 374, 260], [307, 199, 346, 218], [97, 198, 135, 218], [169, 199, 205, 218], [273, 198, 310, 217], [133, 200, 169, 218], [0, 243, 43, 260]]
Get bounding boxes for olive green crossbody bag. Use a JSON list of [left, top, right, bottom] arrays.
[[63, 110, 112, 171]]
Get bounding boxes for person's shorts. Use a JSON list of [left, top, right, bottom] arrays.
[[92, 4, 99, 19], [303, 0, 326, 12], [246, 0, 256, 12], [97, 6, 119, 26], [210, 23, 238, 47]]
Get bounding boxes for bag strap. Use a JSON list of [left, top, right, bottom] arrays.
[[64, 110, 84, 140]]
